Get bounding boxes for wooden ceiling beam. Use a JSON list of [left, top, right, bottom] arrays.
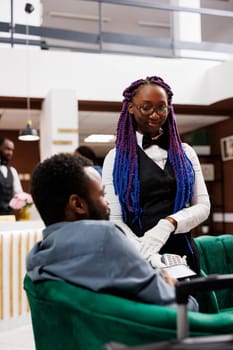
[[0, 96, 232, 116]]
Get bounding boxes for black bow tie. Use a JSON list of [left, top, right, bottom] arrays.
[[142, 134, 168, 150]]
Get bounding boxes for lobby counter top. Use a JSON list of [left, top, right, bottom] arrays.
[[0, 220, 44, 232]]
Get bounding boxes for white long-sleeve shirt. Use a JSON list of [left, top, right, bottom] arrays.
[[102, 132, 210, 247], [0, 165, 23, 194]]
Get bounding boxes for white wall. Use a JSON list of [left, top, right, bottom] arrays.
[[206, 59, 233, 104], [1, 47, 231, 106]]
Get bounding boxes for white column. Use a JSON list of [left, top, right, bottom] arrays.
[[172, 0, 201, 58], [40, 89, 79, 161]]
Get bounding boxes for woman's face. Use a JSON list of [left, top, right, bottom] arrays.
[[128, 84, 169, 138]]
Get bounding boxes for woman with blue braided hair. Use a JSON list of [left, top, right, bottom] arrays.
[[102, 76, 210, 274]]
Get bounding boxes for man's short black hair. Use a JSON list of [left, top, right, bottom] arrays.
[[0, 137, 13, 147], [30, 153, 92, 225], [0, 136, 6, 146], [74, 145, 97, 164]]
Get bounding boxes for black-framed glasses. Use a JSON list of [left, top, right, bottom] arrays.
[[132, 103, 170, 117]]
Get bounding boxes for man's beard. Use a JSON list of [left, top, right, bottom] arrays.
[[86, 199, 110, 221], [0, 155, 8, 166]]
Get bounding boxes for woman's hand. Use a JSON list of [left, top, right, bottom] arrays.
[[140, 219, 175, 259], [149, 253, 166, 268]]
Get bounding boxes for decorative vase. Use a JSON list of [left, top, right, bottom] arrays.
[[19, 207, 31, 221]]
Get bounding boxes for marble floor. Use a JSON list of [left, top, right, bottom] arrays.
[[0, 324, 34, 350]]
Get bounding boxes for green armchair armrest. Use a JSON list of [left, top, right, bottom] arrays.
[[24, 275, 233, 350]]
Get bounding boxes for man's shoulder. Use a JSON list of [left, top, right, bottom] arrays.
[[77, 220, 126, 242], [57, 219, 121, 234], [43, 220, 124, 251], [80, 219, 121, 232], [8, 166, 18, 175], [45, 220, 121, 234]]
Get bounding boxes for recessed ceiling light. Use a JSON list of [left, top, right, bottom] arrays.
[[84, 134, 115, 143]]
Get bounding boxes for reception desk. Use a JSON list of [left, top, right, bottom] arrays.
[[0, 220, 44, 330]]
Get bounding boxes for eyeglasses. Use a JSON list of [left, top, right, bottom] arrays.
[[132, 103, 170, 117]]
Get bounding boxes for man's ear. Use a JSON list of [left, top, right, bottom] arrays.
[[127, 102, 134, 115], [69, 194, 87, 215]]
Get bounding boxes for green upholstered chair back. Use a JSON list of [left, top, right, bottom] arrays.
[[195, 234, 233, 311], [24, 275, 233, 350]]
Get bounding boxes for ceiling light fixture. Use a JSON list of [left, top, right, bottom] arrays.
[[19, 119, 40, 141], [18, 3, 39, 142]]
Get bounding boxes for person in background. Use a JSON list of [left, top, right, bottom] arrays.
[[74, 145, 102, 175], [102, 76, 210, 274], [26, 153, 198, 311], [0, 136, 23, 215]]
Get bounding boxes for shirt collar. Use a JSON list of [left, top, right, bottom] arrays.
[[136, 132, 143, 148], [136, 130, 164, 149]]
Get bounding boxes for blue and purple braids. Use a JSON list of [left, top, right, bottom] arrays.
[[113, 76, 195, 226]]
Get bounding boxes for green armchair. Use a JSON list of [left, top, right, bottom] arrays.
[[24, 275, 233, 350], [194, 234, 233, 313]]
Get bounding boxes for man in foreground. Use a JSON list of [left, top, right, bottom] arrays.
[[26, 153, 198, 310]]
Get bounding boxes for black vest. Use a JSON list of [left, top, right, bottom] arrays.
[[126, 147, 200, 273], [0, 167, 14, 214], [126, 147, 176, 236]]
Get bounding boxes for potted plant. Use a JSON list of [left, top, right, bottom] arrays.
[[9, 192, 33, 221]]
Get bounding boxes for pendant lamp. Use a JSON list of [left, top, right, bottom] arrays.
[[18, 3, 40, 142], [18, 119, 40, 141]]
